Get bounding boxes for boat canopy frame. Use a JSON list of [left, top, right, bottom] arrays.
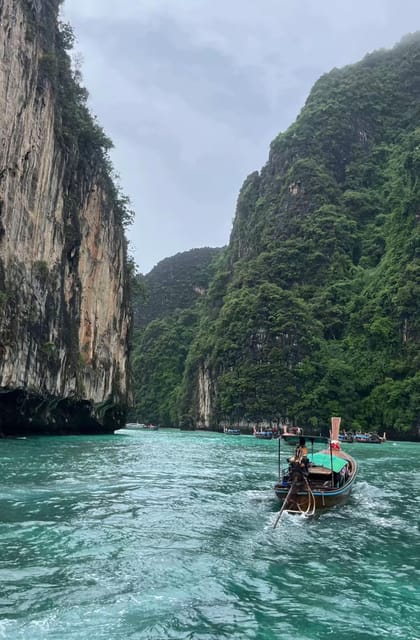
[[281, 434, 329, 446], [277, 434, 336, 485]]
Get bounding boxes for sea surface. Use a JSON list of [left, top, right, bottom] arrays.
[[0, 430, 418, 640]]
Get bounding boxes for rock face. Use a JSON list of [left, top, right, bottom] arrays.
[[176, 35, 420, 436], [197, 363, 214, 428], [0, 0, 130, 435]]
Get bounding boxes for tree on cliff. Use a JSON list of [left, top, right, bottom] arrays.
[[143, 34, 420, 436]]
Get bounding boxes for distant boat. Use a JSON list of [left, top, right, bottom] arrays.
[[280, 425, 303, 437], [273, 417, 358, 521], [253, 426, 273, 439], [224, 427, 241, 435], [124, 422, 146, 430], [352, 432, 382, 444], [124, 422, 158, 431]]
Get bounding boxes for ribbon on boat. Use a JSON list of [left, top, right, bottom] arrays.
[[330, 416, 341, 442]]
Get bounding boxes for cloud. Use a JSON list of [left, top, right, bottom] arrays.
[[62, 0, 420, 272]]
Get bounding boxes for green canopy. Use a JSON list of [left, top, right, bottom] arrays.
[[281, 434, 329, 447], [307, 452, 348, 473]]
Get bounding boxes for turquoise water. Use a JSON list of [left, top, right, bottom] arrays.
[[0, 431, 418, 640]]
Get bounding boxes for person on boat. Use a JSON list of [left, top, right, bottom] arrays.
[[290, 437, 309, 474], [295, 436, 308, 460]]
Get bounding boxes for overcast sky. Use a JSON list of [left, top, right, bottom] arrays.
[[62, 0, 420, 274]]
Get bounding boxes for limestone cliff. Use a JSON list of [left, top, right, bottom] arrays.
[[0, 0, 131, 435], [177, 35, 420, 436]]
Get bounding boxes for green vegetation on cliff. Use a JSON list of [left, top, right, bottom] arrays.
[[130, 248, 222, 424], [131, 35, 420, 437], [22, 0, 133, 231], [133, 248, 222, 328]]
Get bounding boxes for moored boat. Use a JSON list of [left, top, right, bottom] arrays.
[[123, 422, 159, 431], [273, 417, 357, 521], [280, 425, 303, 436], [353, 432, 382, 443], [124, 422, 146, 430], [253, 426, 273, 439], [339, 432, 354, 443], [224, 427, 241, 435]]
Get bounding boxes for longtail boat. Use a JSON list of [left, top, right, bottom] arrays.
[[224, 427, 241, 435], [352, 432, 384, 443], [273, 417, 357, 521], [253, 426, 274, 439]]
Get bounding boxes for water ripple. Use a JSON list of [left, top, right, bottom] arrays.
[[0, 434, 419, 639]]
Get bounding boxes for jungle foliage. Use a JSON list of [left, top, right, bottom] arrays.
[[133, 248, 222, 328], [130, 249, 222, 424], [131, 35, 420, 437]]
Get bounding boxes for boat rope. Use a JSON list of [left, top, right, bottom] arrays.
[[272, 480, 297, 528], [298, 477, 316, 517]]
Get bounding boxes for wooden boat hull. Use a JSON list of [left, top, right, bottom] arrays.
[[274, 476, 356, 510], [274, 449, 358, 513], [273, 421, 358, 518]]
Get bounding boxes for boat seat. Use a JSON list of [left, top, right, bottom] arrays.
[[308, 466, 332, 475]]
